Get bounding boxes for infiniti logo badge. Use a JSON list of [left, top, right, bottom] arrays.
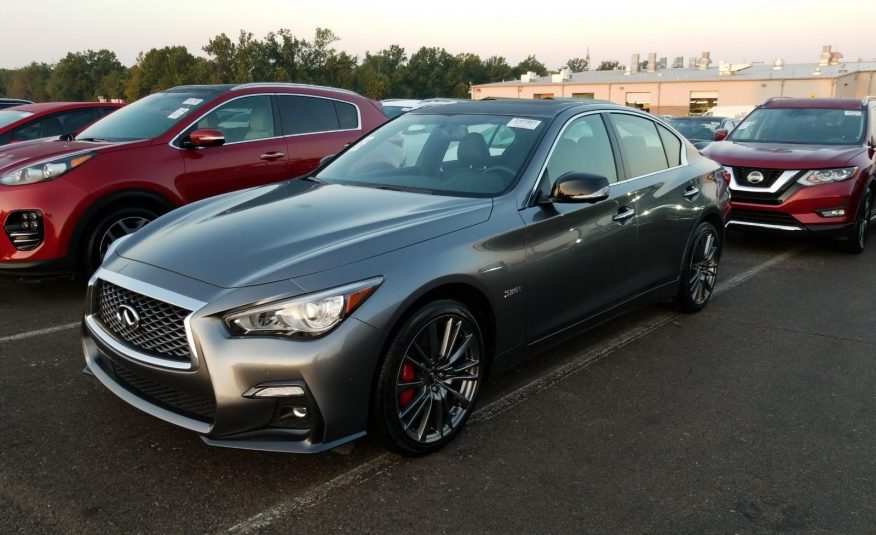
[[747, 171, 765, 184], [116, 304, 141, 330]]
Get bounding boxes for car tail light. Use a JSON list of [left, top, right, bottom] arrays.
[[4, 210, 44, 251]]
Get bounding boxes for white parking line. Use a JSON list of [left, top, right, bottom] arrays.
[[0, 322, 79, 344], [225, 246, 804, 534]]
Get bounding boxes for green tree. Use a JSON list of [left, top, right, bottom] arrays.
[[124, 46, 205, 101], [482, 56, 514, 83], [597, 60, 623, 71], [564, 57, 589, 72], [203, 33, 237, 83], [47, 50, 126, 100], [513, 55, 548, 77], [404, 47, 457, 98], [448, 53, 484, 97], [6, 62, 52, 101]]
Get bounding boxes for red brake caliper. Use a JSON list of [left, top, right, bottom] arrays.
[[398, 361, 415, 407]]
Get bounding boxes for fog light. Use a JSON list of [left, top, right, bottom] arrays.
[[817, 208, 845, 218], [292, 407, 309, 418], [4, 210, 44, 251], [242, 384, 305, 398]]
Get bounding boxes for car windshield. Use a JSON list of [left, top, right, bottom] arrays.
[[76, 91, 214, 141], [316, 113, 546, 197], [0, 110, 33, 128], [665, 118, 723, 140], [728, 107, 865, 145]]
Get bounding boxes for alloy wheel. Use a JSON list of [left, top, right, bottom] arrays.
[[98, 216, 151, 259], [688, 228, 719, 306]]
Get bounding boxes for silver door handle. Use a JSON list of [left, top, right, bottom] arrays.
[[612, 207, 636, 222], [683, 186, 700, 199], [260, 151, 286, 161]]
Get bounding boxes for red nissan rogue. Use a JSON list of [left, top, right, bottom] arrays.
[[0, 83, 385, 277], [703, 97, 876, 253]]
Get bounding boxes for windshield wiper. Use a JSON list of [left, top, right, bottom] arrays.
[[75, 137, 112, 142]]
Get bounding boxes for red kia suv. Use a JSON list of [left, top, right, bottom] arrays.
[[703, 97, 876, 253], [0, 83, 385, 277], [0, 102, 123, 146]]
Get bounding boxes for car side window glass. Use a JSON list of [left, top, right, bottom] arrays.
[[193, 95, 275, 143], [11, 115, 66, 141], [657, 124, 682, 167], [610, 114, 669, 177], [539, 114, 617, 197], [58, 109, 97, 133], [335, 101, 359, 130], [278, 95, 341, 135]]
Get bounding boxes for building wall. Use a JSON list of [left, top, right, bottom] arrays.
[[473, 74, 871, 115]]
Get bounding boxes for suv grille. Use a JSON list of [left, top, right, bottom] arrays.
[[733, 167, 786, 189], [731, 209, 801, 227], [109, 361, 216, 422], [97, 280, 192, 363]]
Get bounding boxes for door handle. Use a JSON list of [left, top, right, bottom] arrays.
[[683, 185, 700, 199], [260, 151, 286, 161], [612, 206, 636, 222]]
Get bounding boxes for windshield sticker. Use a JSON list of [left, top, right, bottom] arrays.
[[167, 107, 190, 120], [507, 118, 541, 130], [845, 110, 862, 116], [182, 98, 204, 106]]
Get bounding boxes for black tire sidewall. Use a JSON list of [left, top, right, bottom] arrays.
[[370, 299, 484, 455], [676, 221, 720, 313], [842, 191, 871, 254], [82, 207, 158, 275]]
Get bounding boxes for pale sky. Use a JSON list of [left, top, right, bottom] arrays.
[[3, 0, 873, 70]]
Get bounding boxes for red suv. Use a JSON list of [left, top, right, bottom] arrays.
[[0, 101, 123, 145], [703, 97, 876, 253], [0, 83, 385, 277]]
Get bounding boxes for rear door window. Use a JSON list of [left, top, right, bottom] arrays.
[[657, 124, 682, 167], [609, 114, 670, 178], [278, 95, 341, 135]]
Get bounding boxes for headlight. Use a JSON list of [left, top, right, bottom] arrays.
[[797, 167, 857, 187], [0, 152, 95, 186], [223, 276, 383, 338]]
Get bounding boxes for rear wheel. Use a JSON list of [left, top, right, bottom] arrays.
[[371, 300, 484, 455], [81, 207, 158, 276], [840, 191, 872, 254], [675, 221, 720, 313]]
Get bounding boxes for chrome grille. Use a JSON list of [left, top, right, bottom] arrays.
[[732, 167, 786, 188], [97, 280, 192, 363]]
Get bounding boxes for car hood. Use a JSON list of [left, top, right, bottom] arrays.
[[702, 141, 864, 169], [117, 180, 493, 288], [0, 139, 116, 174]]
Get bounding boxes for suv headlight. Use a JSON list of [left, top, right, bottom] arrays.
[[797, 167, 857, 187], [0, 152, 95, 186], [223, 277, 383, 338]]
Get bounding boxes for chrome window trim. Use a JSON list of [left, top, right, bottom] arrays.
[[88, 268, 207, 370], [726, 167, 800, 193], [168, 92, 362, 150]]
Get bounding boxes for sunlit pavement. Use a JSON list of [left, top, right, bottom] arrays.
[[1, 230, 874, 533]]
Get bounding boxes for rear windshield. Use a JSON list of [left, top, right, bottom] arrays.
[[0, 110, 33, 129], [76, 91, 215, 142], [728, 107, 865, 145]]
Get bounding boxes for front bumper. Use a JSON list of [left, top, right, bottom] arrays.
[[82, 266, 387, 453]]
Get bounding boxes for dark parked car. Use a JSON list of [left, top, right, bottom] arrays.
[[664, 116, 732, 150], [0, 98, 32, 110], [82, 100, 730, 455], [0, 101, 123, 146], [703, 97, 876, 253], [0, 83, 385, 277]]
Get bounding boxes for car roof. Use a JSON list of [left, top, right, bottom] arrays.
[[407, 98, 623, 118], [164, 83, 362, 98], [667, 116, 727, 121], [762, 97, 863, 110], [5, 102, 123, 114]]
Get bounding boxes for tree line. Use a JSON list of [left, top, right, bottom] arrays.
[[0, 28, 624, 103]]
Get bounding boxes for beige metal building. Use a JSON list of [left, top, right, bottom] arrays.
[[471, 48, 876, 116]]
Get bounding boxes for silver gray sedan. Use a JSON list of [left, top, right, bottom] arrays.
[[82, 100, 731, 455]]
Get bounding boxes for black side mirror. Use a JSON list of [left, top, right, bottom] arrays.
[[549, 172, 610, 203], [59, 133, 75, 141]]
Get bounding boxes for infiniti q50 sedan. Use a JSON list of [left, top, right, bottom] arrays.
[[82, 100, 731, 455]]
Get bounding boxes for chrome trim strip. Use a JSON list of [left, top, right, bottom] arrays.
[[94, 268, 207, 311], [82, 338, 212, 434], [727, 220, 803, 231], [728, 167, 800, 193], [168, 92, 362, 150], [85, 314, 193, 370]]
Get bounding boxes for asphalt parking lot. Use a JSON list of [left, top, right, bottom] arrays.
[[1, 230, 874, 534]]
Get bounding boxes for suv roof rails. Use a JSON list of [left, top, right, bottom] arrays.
[[231, 82, 359, 96]]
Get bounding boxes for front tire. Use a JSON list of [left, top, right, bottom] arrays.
[[840, 191, 871, 254], [371, 300, 485, 455], [81, 207, 158, 276], [675, 221, 721, 313]]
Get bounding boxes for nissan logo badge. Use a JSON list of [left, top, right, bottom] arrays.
[[747, 171, 765, 184], [117, 304, 141, 330]]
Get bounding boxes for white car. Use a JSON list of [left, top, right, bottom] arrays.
[[381, 98, 459, 118]]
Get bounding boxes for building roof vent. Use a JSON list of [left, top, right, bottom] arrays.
[[696, 51, 711, 70], [520, 71, 537, 83], [813, 65, 822, 76], [773, 58, 785, 70]]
